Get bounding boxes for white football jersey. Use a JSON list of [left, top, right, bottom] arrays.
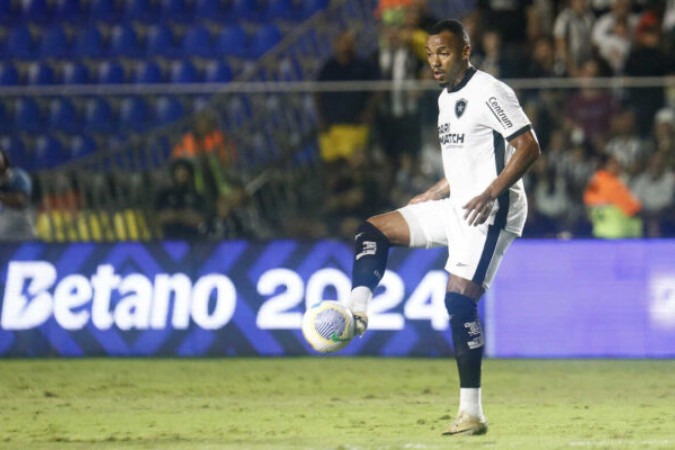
[[437, 67, 532, 235]]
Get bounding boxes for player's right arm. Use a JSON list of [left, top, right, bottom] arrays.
[[408, 177, 450, 205]]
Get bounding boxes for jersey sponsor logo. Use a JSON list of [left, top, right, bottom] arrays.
[[455, 98, 467, 118], [438, 122, 465, 146], [486, 96, 513, 129]]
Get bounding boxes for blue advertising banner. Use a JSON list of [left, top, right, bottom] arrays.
[[1, 239, 675, 358], [0, 240, 453, 357]]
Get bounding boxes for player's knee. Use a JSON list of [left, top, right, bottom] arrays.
[[445, 292, 477, 323], [356, 221, 389, 245]]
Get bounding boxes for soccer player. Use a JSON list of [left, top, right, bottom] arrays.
[[345, 19, 541, 435]]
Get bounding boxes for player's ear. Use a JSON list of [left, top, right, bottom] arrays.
[[462, 44, 471, 60]]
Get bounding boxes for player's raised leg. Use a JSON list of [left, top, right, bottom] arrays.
[[347, 211, 410, 335]]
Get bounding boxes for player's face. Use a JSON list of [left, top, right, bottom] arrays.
[[426, 31, 469, 87]]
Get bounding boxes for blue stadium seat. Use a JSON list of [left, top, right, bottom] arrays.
[[69, 134, 97, 159], [72, 24, 107, 59], [22, 0, 52, 24], [122, 0, 158, 24], [133, 60, 163, 84], [47, 97, 80, 135], [27, 62, 56, 85], [266, 0, 295, 21], [215, 25, 248, 58], [204, 60, 233, 83], [0, 136, 29, 169], [38, 24, 71, 60], [97, 61, 127, 84], [88, 0, 120, 23], [33, 134, 65, 169], [298, 0, 329, 19], [170, 59, 200, 83], [230, 0, 261, 21], [194, 0, 226, 22], [54, 0, 85, 23], [14, 98, 43, 134], [4, 25, 36, 60], [250, 24, 282, 58], [154, 96, 185, 125], [0, 1, 20, 26], [181, 24, 214, 59], [0, 62, 20, 85], [145, 23, 176, 58], [110, 23, 142, 58], [62, 61, 91, 84], [160, 0, 193, 23], [83, 97, 116, 134], [119, 96, 151, 132]]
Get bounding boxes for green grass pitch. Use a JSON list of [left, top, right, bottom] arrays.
[[1, 358, 674, 449]]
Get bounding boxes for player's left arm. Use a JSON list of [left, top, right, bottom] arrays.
[[464, 130, 541, 226]]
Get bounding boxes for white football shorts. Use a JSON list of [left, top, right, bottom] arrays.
[[398, 198, 517, 289]]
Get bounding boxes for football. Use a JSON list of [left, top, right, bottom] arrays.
[[302, 301, 355, 353]]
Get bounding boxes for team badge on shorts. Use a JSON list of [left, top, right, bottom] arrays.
[[455, 99, 467, 118]]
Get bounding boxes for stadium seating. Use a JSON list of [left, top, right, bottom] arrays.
[[62, 61, 91, 84], [27, 61, 56, 85], [47, 97, 80, 135], [119, 96, 151, 132], [14, 97, 43, 134], [33, 134, 66, 169], [181, 24, 215, 59], [215, 25, 249, 58], [72, 25, 107, 60], [204, 60, 233, 83], [145, 23, 176, 58], [170, 59, 200, 84], [97, 60, 127, 84], [5, 24, 35, 60], [83, 97, 116, 134], [38, 24, 71, 60], [110, 23, 142, 59], [0, 62, 20, 85], [133, 60, 164, 84], [155, 96, 186, 125]]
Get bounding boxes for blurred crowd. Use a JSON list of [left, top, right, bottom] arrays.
[[1, 0, 675, 242], [309, 0, 675, 241]]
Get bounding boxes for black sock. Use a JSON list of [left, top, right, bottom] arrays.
[[351, 221, 390, 291], [445, 292, 484, 388]]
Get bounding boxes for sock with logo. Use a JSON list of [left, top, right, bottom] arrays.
[[349, 222, 390, 312], [445, 292, 484, 390]]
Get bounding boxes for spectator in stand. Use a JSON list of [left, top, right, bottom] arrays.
[[373, 22, 426, 195], [0, 148, 36, 241], [154, 158, 208, 240], [591, 0, 638, 74], [474, 0, 541, 73], [472, 28, 518, 78], [315, 31, 380, 165], [604, 107, 649, 176], [563, 58, 620, 152], [631, 151, 675, 236], [651, 107, 675, 158], [553, 0, 596, 77], [583, 152, 643, 238], [624, 11, 674, 137], [525, 154, 573, 237], [172, 112, 236, 201], [321, 147, 385, 241]]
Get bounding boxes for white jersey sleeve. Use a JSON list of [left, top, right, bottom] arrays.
[[480, 78, 532, 142]]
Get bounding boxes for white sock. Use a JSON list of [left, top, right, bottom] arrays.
[[346, 286, 371, 314], [459, 388, 484, 418]]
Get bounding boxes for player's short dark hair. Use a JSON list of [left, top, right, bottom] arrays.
[[429, 19, 470, 47]]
